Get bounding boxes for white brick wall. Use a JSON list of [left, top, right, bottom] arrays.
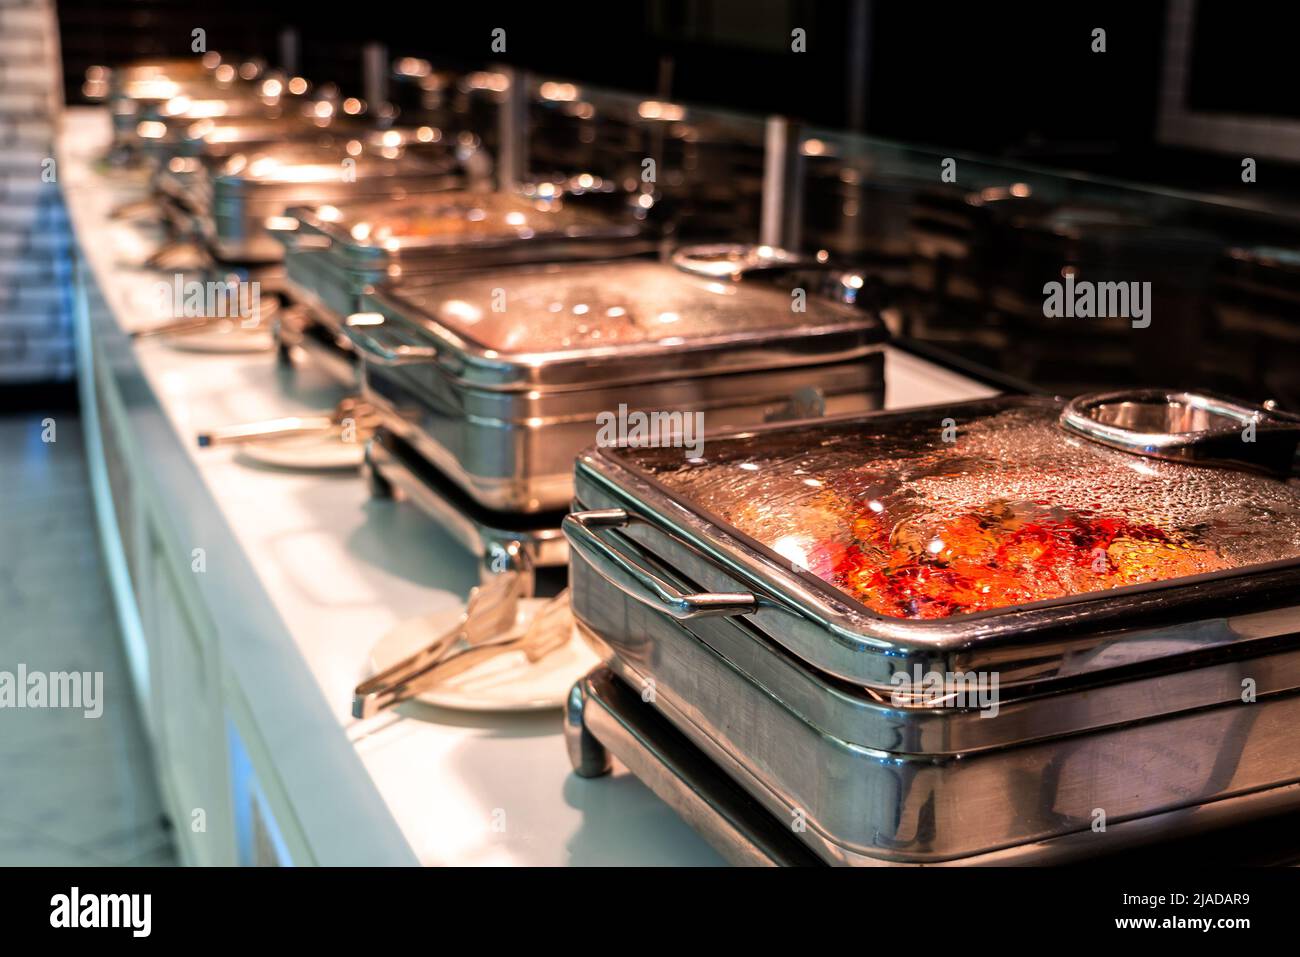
[[0, 0, 71, 384]]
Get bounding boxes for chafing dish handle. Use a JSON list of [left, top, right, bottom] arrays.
[[563, 509, 757, 620], [265, 216, 333, 253], [342, 314, 438, 365]]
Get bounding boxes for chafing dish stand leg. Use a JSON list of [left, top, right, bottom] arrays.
[[565, 667, 824, 867]]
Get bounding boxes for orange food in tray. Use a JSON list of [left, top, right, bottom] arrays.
[[638, 405, 1300, 622], [829, 498, 1229, 619]]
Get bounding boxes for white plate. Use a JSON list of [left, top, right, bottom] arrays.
[[368, 598, 600, 713], [237, 433, 366, 471], [162, 329, 275, 353]]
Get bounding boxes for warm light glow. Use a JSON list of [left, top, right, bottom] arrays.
[[396, 57, 431, 78], [539, 81, 579, 102], [125, 78, 180, 100], [773, 534, 811, 570], [439, 300, 482, 324], [637, 100, 686, 121], [465, 71, 509, 92]]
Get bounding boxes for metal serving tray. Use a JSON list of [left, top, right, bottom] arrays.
[[562, 393, 1300, 863], [348, 253, 889, 512]]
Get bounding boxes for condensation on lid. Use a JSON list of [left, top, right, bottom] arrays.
[[323, 192, 621, 248], [392, 260, 866, 355], [623, 403, 1300, 620]]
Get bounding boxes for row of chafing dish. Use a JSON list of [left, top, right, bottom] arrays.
[[103, 55, 1300, 866]]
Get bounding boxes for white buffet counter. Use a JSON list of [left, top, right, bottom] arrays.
[[58, 106, 997, 866]]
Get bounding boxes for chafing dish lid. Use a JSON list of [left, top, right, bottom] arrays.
[[292, 191, 639, 258], [358, 257, 885, 391], [623, 397, 1300, 617], [183, 115, 347, 145], [214, 146, 456, 187], [573, 396, 1300, 686]]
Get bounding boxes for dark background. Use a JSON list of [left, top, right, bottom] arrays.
[[58, 0, 1297, 194], [54, 1, 1231, 177], [50, 0, 1300, 403]]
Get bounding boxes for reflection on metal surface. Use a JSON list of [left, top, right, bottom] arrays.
[[1061, 389, 1300, 476]]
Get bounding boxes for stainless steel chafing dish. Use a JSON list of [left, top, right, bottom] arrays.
[[174, 145, 464, 264], [563, 391, 1300, 865], [271, 189, 654, 382], [345, 248, 889, 719], [349, 249, 889, 522], [143, 113, 482, 272], [89, 56, 232, 160], [171, 114, 360, 162], [281, 190, 651, 318], [147, 118, 362, 233], [110, 69, 316, 168]]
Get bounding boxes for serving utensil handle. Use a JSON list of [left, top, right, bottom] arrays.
[[196, 416, 336, 447], [131, 315, 222, 339], [563, 509, 758, 620]]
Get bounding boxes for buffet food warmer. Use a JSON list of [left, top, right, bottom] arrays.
[[563, 390, 1300, 865], [272, 189, 654, 383], [347, 246, 889, 586], [89, 55, 245, 163], [155, 144, 464, 266]]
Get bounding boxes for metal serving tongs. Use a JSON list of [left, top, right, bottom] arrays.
[[351, 575, 573, 718], [1060, 389, 1300, 478], [131, 292, 284, 339], [196, 396, 378, 447]]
